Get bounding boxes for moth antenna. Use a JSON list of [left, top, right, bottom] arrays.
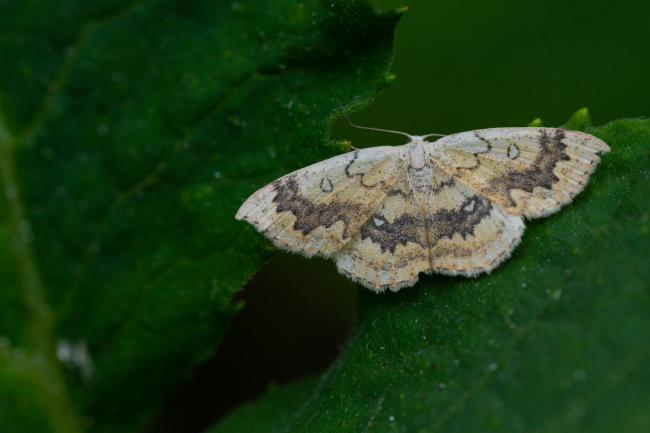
[[422, 132, 447, 138], [338, 108, 415, 139]]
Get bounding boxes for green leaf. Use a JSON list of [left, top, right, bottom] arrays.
[[213, 379, 320, 433], [0, 1, 400, 432], [210, 116, 650, 433]]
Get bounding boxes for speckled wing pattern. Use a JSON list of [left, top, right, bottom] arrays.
[[235, 146, 402, 257], [236, 127, 609, 292], [433, 128, 610, 218]]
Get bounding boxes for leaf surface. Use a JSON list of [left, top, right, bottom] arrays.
[[211, 114, 650, 433], [0, 1, 400, 432]]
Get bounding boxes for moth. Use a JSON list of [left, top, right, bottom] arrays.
[[236, 126, 609, 292]]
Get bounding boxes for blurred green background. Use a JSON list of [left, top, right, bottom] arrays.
[[346, 0, 650, 142], [167, 0, 650, 429]]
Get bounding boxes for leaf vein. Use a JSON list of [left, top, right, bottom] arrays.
[[15, 0, 159, 147], [59, 67, 268, 317]]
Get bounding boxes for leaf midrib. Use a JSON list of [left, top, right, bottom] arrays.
[[0, 112, 84, 433], [0, 2, 161, 432]]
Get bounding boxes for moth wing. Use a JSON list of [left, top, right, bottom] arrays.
[[423, 159, 525, 276], [236, 146, 401, 257], [335, 163, 430, 292], [430, 128, 610, 218]]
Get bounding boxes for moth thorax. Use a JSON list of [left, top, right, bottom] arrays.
[[407, 140, 426, 169], [408, 165, 434, 194]]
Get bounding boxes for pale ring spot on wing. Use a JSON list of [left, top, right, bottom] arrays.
[[320, 177, 333, 193]]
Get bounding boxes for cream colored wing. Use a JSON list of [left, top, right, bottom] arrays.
[[423, 159, 525, 276], [236, 146, 401, 257], [430, 128, 610, 218], [334, 164, 430, 292]]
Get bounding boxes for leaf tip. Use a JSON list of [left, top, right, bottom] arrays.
[[565, 107, 592, 131], [335, 139, 354, 152], [528, 117, 544, 127]]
